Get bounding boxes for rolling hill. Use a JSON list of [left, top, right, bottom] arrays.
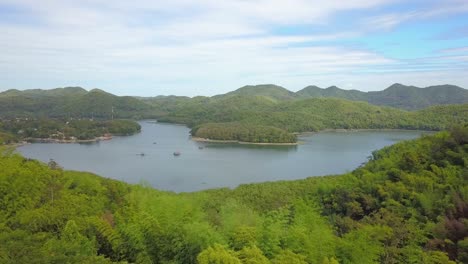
[[297, 83, 468, 110], [0, 87, 153, 119], [296, 85, 367, 101], [214, 84, 298, 101]]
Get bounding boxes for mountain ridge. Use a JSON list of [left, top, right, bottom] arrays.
[[0, 86, 153, 119], [1, 83, 467, 119]]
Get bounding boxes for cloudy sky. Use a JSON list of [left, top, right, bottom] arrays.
[[0, 0, 467, 96]]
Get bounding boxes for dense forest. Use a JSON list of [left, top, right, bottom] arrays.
[[0, 119, 141, 142], [191, 122, 297, 144], [209, 83, 468, 110], [1, 85, 468, 143], [1, 125, 466, 263], [0, 88, 155, 119], [296, 83, 468, 110]]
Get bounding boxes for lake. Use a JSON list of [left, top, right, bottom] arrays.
[[17, 121, 428, 192]]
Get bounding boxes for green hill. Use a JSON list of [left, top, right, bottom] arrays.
[[215, 84, 298, 101], [1, 126, 466, 263], [297, 83, 468, 110], [0, 87, 88, 98], [367, 83, 468, 110], [0, 87, 153, 119], [296, 85, 367, 101]]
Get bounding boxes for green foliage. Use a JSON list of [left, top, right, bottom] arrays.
[[237, 246, 270, 264], [197, 244, 241, 264], [271, 250, 307, 264], [192, 122, 296, 143], [0, 131, 17, 144]]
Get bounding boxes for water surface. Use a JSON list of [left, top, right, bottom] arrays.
[[18, 121, 428, 192]]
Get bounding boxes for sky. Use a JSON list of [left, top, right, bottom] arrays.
[[0, 0, 467, 96]]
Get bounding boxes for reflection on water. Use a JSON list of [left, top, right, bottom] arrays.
[[18, 121, 427, 192]]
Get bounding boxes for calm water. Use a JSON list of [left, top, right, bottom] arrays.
[[17, 121, 427, 192]]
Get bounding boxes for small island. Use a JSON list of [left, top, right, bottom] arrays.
[[190, 122, 297, 145]]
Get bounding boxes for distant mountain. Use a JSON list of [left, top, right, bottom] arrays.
[[0, 87, 153, 119], [2, 83, 467, 121], [367, 83, 468, 110], [215, 84, 298, 101], [0, 87, 88, 98], [297, 83, 468, 110], [296, 85, 367, 101]]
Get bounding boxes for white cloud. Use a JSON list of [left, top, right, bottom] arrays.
[[363, 0, 468, 31], [439, 46, 468, 54]]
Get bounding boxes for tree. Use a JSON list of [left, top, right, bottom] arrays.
[[271, 250, 307, 264], [197, 244, 241, 264], [237, 246, 270, 264]]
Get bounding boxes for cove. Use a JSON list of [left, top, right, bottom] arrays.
[[17, 121, 428, 192]]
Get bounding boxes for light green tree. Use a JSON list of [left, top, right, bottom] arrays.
[[197, 244, 241, 264]]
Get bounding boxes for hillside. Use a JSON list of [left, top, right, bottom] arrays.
[[296, 85, 367, 101], [0, 87, 154, 119], [214, 84, 298, 101], [0, 87, 88, 98], [367, 83, 468, 110], [297, 83, 468, 110], [1, 126, 466, 263]]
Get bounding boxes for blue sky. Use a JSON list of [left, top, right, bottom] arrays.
[[0, 0, 467, 96]]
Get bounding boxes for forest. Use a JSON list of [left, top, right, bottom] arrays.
[[191, 122, 297, 144], [0, 119, 141, 142], [1, 125, 466, 263]]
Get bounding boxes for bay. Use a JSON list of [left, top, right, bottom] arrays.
[[17, 121, 428, 192]]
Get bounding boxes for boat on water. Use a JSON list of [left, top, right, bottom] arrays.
[[198, 146, 204, 149], [173, 151, 181, 156]]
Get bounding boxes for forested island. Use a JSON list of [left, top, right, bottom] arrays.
[[191, 123, 297, 144], [1, 84, 467, 144], [0, 118, 141, 144], [1, 125, 466, 263]]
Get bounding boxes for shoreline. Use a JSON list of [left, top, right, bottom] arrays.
[[296, 128, 436, 136], [191, 128, 432, 145], [3, 141, 30, 148], [25, 136, 113, 144], [191, 137, 298, 146]]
